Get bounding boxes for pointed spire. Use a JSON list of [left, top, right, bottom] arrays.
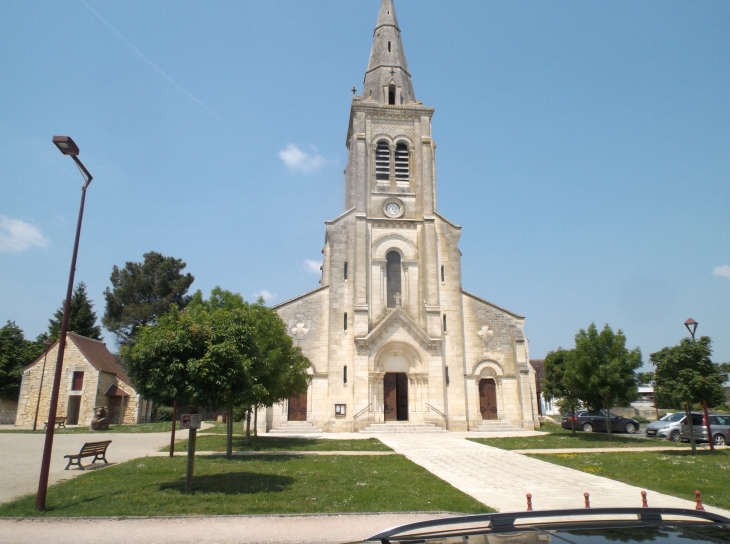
[[362, 0, 415, 105]]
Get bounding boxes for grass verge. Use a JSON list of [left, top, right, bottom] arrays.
[[0, 422, 183, 434], [0, 455, 491, 517], [468, 422, 688, 450], [529, 449, 730, 510], [164, 435, 391, 453]]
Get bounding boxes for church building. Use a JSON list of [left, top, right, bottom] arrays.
[[272, 0, 539, 432]]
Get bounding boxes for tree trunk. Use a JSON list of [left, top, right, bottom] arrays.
[[604, 403, 612, 443], [571, 406, 576, 435], [686, 402, 697, 456], [226, 404, 233, 459], [169, 399, 177, 458], [253, 404, 258, 438], [244, 407, 252, 445], [703, 401, 714, 452]]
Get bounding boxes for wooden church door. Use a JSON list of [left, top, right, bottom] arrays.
[[479, 379, 498, 420]]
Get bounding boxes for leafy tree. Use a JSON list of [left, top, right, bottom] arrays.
[[102, 251, 194, 345], [565, 323, 642, 442], [188, 288, 310, 447], [650, 336, 725, 455], [636, 371, 655, 385], [0, 322, 47, 401], [541, 348, 581, 434], [122, 305, 257, 486], [48, 282, 102, 341], [716, 362, 730, 374]]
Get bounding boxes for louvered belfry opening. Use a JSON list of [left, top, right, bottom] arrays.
[[375, 141, 390, 180], [394, 143, 409, 181]]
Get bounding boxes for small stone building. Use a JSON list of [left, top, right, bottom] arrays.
[[14, 333, 151, 427]]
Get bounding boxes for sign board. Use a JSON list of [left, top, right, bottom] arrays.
[[180, 414, 200, 430]]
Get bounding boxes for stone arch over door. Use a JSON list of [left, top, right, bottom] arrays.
[[370, 341, 428, 420], [473, 360, 505, 421]]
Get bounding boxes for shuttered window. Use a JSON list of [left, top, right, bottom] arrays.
[[375, 142, 390, 180], [72, 371, 84, 391], [394, 143, 409, 181]]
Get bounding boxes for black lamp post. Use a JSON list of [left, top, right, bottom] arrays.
[[35, 136, 94, 512], [684, 318, 698, 342]]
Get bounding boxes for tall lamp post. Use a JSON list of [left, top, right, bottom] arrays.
[[35, 136, 94, 512], [684, 318, 714, 451]]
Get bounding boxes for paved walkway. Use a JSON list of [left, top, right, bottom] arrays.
[[375, 433, 730, 516], [0, 431, 171, 504], [0, 513, 448, 544]]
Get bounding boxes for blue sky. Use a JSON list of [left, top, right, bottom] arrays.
[[1, 1, 728, 366]]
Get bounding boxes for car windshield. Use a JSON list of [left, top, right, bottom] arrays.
[[660, 413, 684, 422]]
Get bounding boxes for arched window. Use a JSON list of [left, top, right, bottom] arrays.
[[388, 83, 396, 105], [386, 251, 401, 308], [375, 141, 390, 181], [394, 143, 409, 181]]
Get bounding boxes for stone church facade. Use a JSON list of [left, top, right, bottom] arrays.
[[272, 0, 539, 432]]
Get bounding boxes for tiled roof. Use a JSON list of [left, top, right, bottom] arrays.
[[67, 333, 133, 387]]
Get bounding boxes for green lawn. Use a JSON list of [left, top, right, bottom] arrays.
[[0, 455, 492, 517], [530, 449, 730, 510], [165, 435, 391, 453], [0, 421, 182, 434], [468, 422, 688, 450]]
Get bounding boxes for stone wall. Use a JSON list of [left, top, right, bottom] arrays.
[[0, 398, 18, 424]]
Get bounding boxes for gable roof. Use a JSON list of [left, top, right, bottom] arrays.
[[67, 333, 133, 387], [354, 307, 441, 351]]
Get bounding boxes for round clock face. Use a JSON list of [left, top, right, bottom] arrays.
[[386, 202, 401, 216]]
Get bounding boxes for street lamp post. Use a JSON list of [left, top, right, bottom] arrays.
[[684, 318, 714, 452], [35, 136, 94, 512], [32, 339, 54, 432]]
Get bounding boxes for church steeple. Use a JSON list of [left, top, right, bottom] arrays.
[[362, 0, 415, 106]]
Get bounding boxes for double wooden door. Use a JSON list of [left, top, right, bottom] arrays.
[[288, 391, 307, 421], [384, 372, 408, 421], [479, 379, 498, 420]]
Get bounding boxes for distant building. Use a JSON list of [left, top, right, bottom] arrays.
[[529, 359, 561, 416], [14, 333, 151, 427], [631, 383, 655, 409]]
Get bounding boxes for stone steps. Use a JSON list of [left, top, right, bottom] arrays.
[[360, 422, 446, 434], [268, 421, 322, 434], [470, 420, 525, 432]]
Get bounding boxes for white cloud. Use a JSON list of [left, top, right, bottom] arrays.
[[253, 289, 275, 303], [713, 265, 730, 279], [279, 144, 326, 172], [303, 259, 322, 274], [0, 216, 50, 252]]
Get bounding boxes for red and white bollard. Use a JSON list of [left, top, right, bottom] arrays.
[[584, 492, 591, 508], [526, 493, 533, 511], [641, 491, 648, 508]]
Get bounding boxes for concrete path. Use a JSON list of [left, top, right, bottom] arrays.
[[0, 513, 450, 544], [375, 433, 730, 517], [0, 431, 171, 504]]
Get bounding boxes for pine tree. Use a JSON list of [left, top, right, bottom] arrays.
[[48, 282, 103, 341]]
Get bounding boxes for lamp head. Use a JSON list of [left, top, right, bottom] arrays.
[[684, 318, 698, 340], [52, 136, 80, 156]]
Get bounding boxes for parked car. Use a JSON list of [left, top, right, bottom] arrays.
[[563, 410, 639, 434], [645, 412, 686, 441], [680, 413, 730, 446], [560, 409, 588, 430]]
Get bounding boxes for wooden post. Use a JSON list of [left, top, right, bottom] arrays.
[[584, 492, 590, 508], [641, 491, 648, 507], [526, 493, 533, 511], [169, 400, 177, 458], [185, 427, 197, 493]]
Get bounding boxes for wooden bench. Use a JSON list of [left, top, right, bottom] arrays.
[[64, 440, 112, 470], [43, 416, 67, 429]]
